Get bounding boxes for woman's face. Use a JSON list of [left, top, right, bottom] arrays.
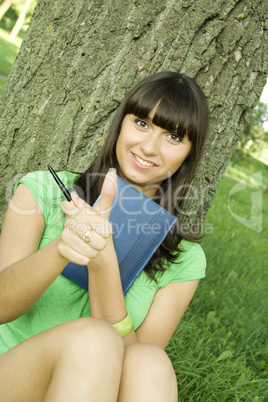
[[115, 112, 192, 198]]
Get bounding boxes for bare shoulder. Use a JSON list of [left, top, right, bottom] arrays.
[[0, 184, 45, 271]]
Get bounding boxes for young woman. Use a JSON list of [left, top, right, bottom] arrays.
[[0, 71, 208, 401]]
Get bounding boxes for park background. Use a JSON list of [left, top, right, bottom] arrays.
[[0, 1, 267, 400]]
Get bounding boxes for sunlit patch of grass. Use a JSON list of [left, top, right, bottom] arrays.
[[168, 161, 268, 400], [0, 28, 21, 78]]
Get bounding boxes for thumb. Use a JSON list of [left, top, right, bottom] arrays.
[[95, 169, 117, 219]]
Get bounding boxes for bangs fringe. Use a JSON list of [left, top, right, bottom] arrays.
[[124, 79, 198, 140]]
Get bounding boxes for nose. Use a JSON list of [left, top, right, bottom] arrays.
[[140, 133, 160, 156]]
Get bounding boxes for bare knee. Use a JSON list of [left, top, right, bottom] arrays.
[[43, 319, 124, 400], [0, 318, 124, 402], [124, 343, 176, 380], [119, 343, 178, 401], [65, 317, 124, 352], [56, 318, 124, 369], [61, 317, 124, 350]]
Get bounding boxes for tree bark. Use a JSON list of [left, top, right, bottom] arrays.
[[0, 0, 267, 229], [0, 0, 12, 21], [9, 0, 32, 40]]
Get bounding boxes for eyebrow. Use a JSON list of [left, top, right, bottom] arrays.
[[136, 114, 184, 136], [133, 114, 153, 122]]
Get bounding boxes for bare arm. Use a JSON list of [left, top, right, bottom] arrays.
[[59, 172, 139, 344], [87, 250, 199, 348], [86, 237, 139, 345], [136, 280, 199, 349], [87, 239, 199, 348], [63, 172, 199, 348], [59, 172, 135, 342], [0, 184, 68, 323]]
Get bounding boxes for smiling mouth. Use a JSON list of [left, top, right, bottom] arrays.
[[132, 153, 157, 167]]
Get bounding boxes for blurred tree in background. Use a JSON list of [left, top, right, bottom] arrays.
[[0, 0, 37, 38], [7, 0, 36, 22], [0, 0, 12, 21], [243, 102, 268, 150], [232, 101, 268, 165]]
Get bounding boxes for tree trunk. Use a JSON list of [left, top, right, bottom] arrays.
[[9, 0, 32, 40], [0, 0, 12, 21], [0, 0, 267, 229]]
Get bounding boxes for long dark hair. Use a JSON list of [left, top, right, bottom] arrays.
[[76, 71, 209, 280]]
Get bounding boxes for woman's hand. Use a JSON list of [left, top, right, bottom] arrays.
[[58, 170, 117, 266]]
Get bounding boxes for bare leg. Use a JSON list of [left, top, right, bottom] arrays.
[[118, 343, 178, 402], [0, 318, 123, 402]]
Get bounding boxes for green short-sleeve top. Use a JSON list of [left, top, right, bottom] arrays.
[[0, 171, 206, 354]]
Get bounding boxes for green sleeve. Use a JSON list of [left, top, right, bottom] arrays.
[[14, 171, 50, 222], [14, 171, 80, 249], [157, 240, 206, 288]]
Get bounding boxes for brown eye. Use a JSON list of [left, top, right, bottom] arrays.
[[167, 133, 182, 143], [135, 119, 149, 129]]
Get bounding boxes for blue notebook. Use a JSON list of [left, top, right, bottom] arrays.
[[62, 176, 178, 294]]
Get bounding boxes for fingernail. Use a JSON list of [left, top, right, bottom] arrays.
[[108, 168, 117, 174], [70, 188, 79, 197]]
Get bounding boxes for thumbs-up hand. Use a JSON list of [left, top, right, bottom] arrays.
[[58, 169, 117, 266], [92, 168, 117, 221]]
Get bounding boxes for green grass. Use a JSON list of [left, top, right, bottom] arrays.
[[226, 151, 268, 190], [0, 27, 21, 77], [0, 27, 22, 93], [168, 160, 268, 400]]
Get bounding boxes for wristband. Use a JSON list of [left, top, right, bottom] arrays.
[[112, 311, 132, 337]]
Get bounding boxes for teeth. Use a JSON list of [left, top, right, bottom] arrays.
[[134, 154, 155, 166]]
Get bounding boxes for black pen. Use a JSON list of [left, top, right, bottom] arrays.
[[47, 164, 72, 202]]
